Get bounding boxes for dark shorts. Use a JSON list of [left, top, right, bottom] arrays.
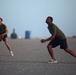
[[48, 38, 68, 49], [2, 35, 7, 41]]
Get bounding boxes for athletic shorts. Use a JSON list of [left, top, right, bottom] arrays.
[[48, 38, 68, 49], [2, 35, 7, 41]]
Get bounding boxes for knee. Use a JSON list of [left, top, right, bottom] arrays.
[[5, 41, 8, 45], [47, 45, 52, 49], [64, 48, 69, 52]]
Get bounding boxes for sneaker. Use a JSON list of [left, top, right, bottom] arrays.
[[10, 51, 14, 56], [48, 59, 57, 63]]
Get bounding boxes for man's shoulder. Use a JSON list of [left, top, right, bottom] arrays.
[[2, 23, 6, 26], [52, 23, 59, 29], [48, 23, 55, 28], [52, 23, 57, 26], [1, 23, 7, 29], [2, 23, 7, 27]]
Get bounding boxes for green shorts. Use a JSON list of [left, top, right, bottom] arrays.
[[48, 38, 68, 49]]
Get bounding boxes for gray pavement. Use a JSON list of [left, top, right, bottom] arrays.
[[0, 38, 76, 75]]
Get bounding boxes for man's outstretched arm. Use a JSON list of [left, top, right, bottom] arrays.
[[41, 32, 56, 43]]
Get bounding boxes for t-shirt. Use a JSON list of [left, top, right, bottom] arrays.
[[48, 23, 66, 40], [0, 24, 7, 35]]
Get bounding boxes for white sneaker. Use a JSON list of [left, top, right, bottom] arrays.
[[48, 59, 57, 63], [10, 51, 14, 56]]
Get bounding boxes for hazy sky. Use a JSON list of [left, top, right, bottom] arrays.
[[0, 0, 76, 38]]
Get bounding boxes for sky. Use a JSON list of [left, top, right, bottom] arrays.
[[0, 0, 76, 38]]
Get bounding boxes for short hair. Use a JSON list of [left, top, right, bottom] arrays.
[[46, 16, 53, 22], [0, 18, 3, 21]]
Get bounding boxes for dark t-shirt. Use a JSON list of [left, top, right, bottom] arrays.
[[48, 23, 66, 40], [0, 24, 7, 35]]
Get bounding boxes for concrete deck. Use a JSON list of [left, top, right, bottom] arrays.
[[0, 38, 76, 75]]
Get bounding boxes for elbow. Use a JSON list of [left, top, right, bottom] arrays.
[[7, 31, 8, 33], [6, 30, 8, 34], [51, 36, 55, 39], [51, 35, 56, 39]]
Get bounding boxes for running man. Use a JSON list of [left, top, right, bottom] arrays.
[[0, 18, 14, 56], [41, 16, 76, 63]]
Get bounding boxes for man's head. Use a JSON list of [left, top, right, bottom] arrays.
[[0, 18, 3, 25], [46, 16, 53, 25]]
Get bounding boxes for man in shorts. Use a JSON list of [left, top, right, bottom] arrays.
[[41, 16, 76, 63], [0, 18, 14, 56]]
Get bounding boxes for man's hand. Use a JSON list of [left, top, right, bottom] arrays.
[[40, 39, 46, 43]]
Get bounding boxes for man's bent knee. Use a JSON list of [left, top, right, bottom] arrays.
[[64, 48, 70, 52], [47, 45, 52, 49]]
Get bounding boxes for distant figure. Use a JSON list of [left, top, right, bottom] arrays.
[[41, 16, 76, 63], [11, 28, 17, 39], [0, 18, 14, 56]]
